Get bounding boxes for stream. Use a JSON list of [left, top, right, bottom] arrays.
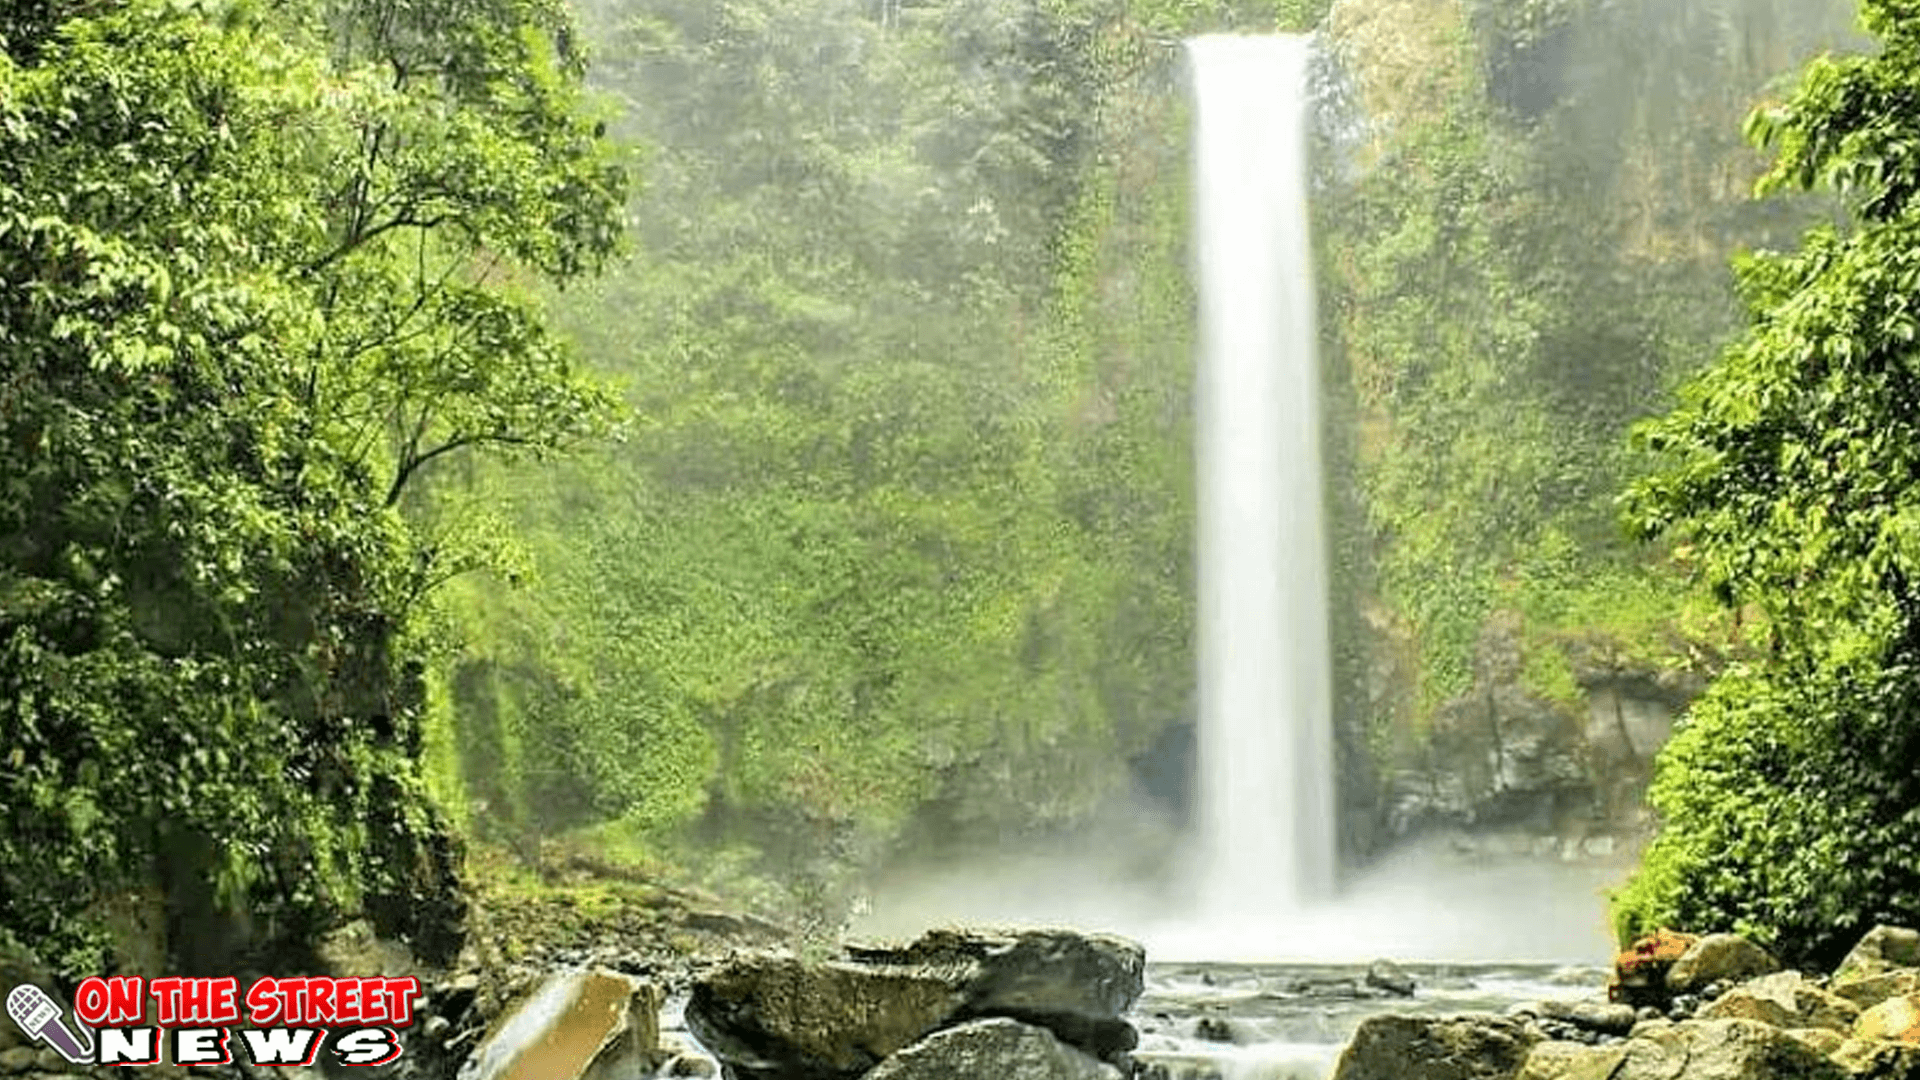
[[1126, 960, 1608, 1079], [656, 959, 1611, 1080]]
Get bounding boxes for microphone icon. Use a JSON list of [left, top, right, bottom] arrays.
[[6, 983, 95, 1064]]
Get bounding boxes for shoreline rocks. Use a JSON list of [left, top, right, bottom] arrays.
[[1338, 926, 1920, 1080]]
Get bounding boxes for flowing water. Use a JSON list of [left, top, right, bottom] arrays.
[[1129, 960, 1609, 1080], [1186, 31, 1336, 948], [687, 37, 1626, 1080], [854, 32, 1623, 968], [662, 959, 1613, 1080]]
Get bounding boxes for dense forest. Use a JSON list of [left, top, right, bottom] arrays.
[[3, 0, 1918, 988]]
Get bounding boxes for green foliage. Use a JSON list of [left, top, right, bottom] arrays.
[[1321, 0, 1850, 737], [431, 0, 1207, 904], [1613, 0, 1920, 966], [0, 0, 621, 974], [1613, 649, 1920, 967]]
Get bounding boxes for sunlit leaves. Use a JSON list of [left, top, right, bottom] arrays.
[[1617, 0, 1920, 962], [0, 0, 623, 973]]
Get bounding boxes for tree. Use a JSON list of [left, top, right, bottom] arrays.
[[0, 0, 622, 976], [1613, 0, 1920, 967]]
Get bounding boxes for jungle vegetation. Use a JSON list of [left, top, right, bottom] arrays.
[[0, 0, 1910, 977]]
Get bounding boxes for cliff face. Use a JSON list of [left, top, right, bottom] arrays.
[[1317, 0, 1861, 860]]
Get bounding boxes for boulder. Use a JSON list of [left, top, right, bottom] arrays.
[[1516, 1041, 1626, 1080], [1534, 999, 1637, 1036], [1855, 994, 1920, 1044], [1608, 1018, 1849, 1080], [1839, 928, 1920, 985], [686, 955, 964, 1080], [1666, 934, 1780, 994], [456, 970, 662, 1080], [1838, 971, 1920, 1011], [846, 927, 1145, 1022], [1697, 971, 1861, 1032], [689, 928, 1145, 1080], [1609, 930, 1698, 1007], [863, 1018, 1122, 1080], [1366, 959, 1417, 997], [1329, 1013, 1541, 1080]]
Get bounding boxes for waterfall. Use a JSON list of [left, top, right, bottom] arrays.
[[1190, 35, 1336, 927]]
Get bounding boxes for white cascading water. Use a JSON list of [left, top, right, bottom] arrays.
[[1189, 34, 1337, 936], [858, 33, 1620, 966]]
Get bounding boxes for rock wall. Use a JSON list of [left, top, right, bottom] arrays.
[[1318, 0, 1861, 864], [1365, 614, 1700, 860]]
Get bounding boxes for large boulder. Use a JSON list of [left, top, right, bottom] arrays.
[[1329, 1013, 1540, 1080], [1697, 971, 1861, 1032], [863, 1018, 1122, 1080], [688, 927, 1144, 1080], [686, 955, 965, 1080], [1606, 1018, 1848, 1080], [1366, 959, 1417, 997], [457, 970, 662, 1080], [1532, 999, 1637, 1036], [1855, 994, 1920, 1044], [1666, 934, 1780, 994], [846, 927, 1144, 1022], [1839, 928, 1920, 985]]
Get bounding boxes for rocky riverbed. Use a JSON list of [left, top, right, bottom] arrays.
[[7, 865, 1918, 1080]]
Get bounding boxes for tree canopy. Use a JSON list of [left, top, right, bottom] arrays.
[[1614, 0, 1920, 966], [0, 0, 622, 974]]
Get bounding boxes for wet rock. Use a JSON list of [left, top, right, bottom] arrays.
[[1697, 971, 1860, 1031], [664, 1054, 718, 1078], [689, 927, 1145, 1080], [1366, 960, 1416, 997], [863, 1018, 1121, 1080], [1534, 1017, 1603, 1045], [1666, 934, 1780, 994], [1329, 1013, 1541, 1080], [847, 927, 1146, 1023], [1191, 1016, 1236, 1044], [1515, 1040, 1625, 1080], [1535, 999, 1636, 1036], [687, 955, 963, 1080], [1610, 1018, 1848, 1080], [1855, 994, 1920, 1044], [1838, 928, 1920, 986], [455, 969, 662, 1080]]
